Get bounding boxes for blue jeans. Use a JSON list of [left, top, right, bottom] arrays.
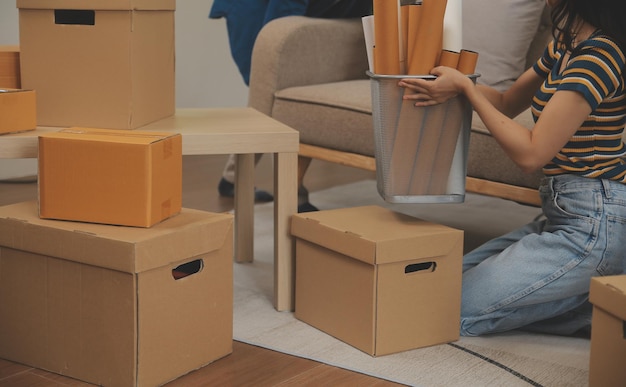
[[460, 174, 626, 336]]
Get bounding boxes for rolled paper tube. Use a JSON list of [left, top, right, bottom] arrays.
[[407, 0, 448, 75], [373, 0, 401, 75], [406, 4, 422, 66], [400, 3, 410, 73], [438, 49, 460, 68], [390, 99, 427, 195], [362, 15, 376, 72], [457, 49, 479, 75], [428, 98, 464, 194], [442, 0, 463, 52], [409, 103, 446, 195]]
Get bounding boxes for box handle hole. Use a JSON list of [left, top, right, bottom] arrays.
[[54, 10, 95, 26], [405, 262, 436, 274], [172, 259, 203, 280]]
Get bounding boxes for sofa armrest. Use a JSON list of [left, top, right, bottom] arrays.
[[248, 16, 369, 116]]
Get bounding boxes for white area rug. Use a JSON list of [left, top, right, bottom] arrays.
[[233, 179, 590, 387]]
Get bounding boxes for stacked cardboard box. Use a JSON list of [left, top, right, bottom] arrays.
[[291, 205, 464, 356], [2, 2, 235, 385], [38, 128, 183, 227], [589, 275, 626, 386], [17, 0, 176, 129], [0, 201, 233, 387], [0, 88, 36, 135], [0, 45, 20, 88]]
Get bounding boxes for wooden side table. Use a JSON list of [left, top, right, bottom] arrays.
[[0, 108, 300, 311]]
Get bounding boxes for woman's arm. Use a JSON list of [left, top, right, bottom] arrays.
[[399, 66, 591, 173]]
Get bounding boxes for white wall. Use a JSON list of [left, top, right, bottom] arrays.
[[0, 0, 248, 179]]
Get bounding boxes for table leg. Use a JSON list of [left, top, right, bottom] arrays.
[[234, 153, 255, 263], [273, 151, 298, 311]]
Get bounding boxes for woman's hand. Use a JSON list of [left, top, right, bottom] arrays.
[[398, 66, 472, 106]]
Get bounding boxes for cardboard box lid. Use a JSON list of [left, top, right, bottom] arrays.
[[39, 127, 179, 146], [17, 0, 175, 11], [291, 205, 463, 265], [590, 275, 626, 321], [0, 201, 233, 274]]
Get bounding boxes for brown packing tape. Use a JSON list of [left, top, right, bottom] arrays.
[[407, 0, 448, 75], [457, 49, 479, 75], [438, 49, 460, 68], [373, 0, 401, 75]]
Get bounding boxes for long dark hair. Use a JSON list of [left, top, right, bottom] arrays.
[[550, 0, 626, 52]]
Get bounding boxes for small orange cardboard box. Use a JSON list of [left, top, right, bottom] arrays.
[[17, 0, 175, 129], [38, 127, 182, 227], [0, 88, 36, 135], [0, 45, 20, 89], [0, 201, 234, 387], [588, 275, 626, 387], [291, 205, 464, 356]]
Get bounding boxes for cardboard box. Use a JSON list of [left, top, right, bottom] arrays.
[[0, 45, 20, 88], [588, 275, 626, 387], [38, 127, 182, 227], [291, 205, 464, 356], [0, 88, 36, 135], [0, 201, 234, 387], [18, 0, 175, 129]]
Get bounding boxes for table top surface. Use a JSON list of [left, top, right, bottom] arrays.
[[1, 107, 300, 158]]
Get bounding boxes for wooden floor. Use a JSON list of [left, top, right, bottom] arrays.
[[0, 155, 406, 387]]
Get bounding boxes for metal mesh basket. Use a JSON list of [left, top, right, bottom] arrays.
[[369, 71, 476, 203]]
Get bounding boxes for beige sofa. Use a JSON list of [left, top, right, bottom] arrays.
[[248, 1, 555, 206]]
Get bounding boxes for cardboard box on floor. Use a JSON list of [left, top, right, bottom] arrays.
[[0, 201, 234, 387], [17, 0, 175, 129], [589, 275, 626, 387], [38, 128, 182, 227], [0, 88, 36, 135], [291, 205, 464, 356], [0, 45, 20, 88]]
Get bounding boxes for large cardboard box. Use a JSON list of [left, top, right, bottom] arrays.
[[0, 88, 36, 135], [38, 127, 182, 227], [0, 45, 20, 88], [17, 0, 175, 129], [0, 201, 234, 387], [291, 205, 464, 356], [588, 275, 626, 387]]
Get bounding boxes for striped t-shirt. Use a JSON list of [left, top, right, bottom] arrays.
[[532, 33, 626, 183]]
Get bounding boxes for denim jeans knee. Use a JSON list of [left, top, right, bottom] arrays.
[[460, 175, 626, 336]]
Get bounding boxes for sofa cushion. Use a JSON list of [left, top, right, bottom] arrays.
[[463, 0, 548, 91], [273, 79, 376, 155]]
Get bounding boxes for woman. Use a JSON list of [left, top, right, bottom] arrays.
[[399, 0, 626, 336]]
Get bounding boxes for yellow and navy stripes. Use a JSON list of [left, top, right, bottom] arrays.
[[531, 34, 626, 183]]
